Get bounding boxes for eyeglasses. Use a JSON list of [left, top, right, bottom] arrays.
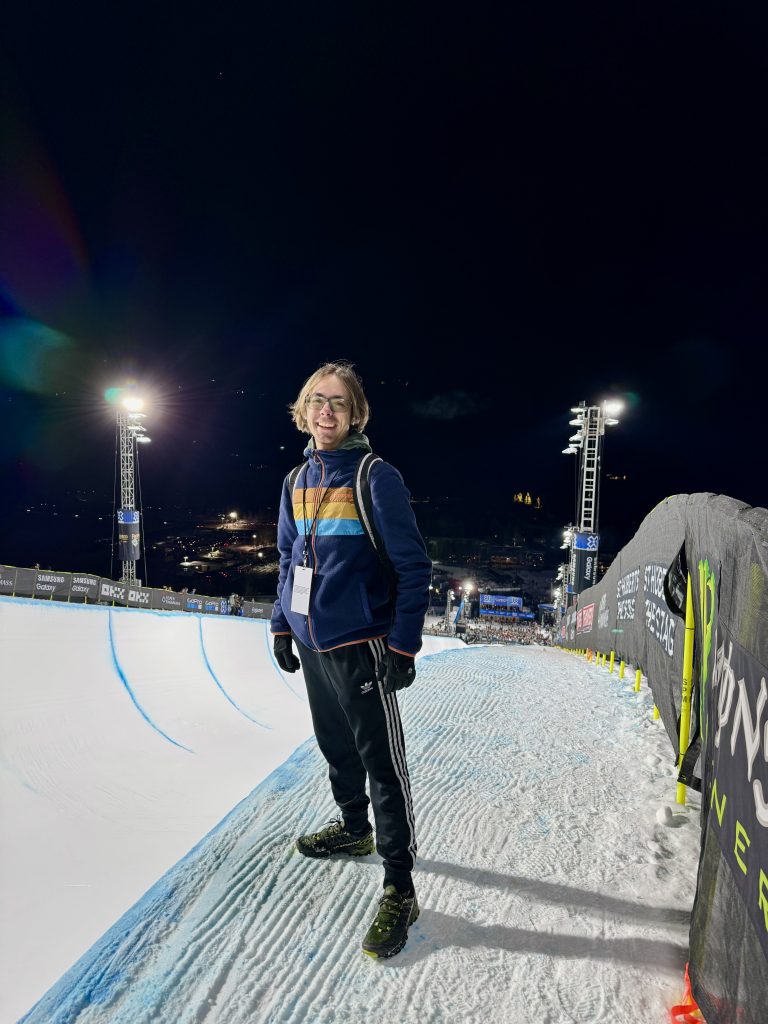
[[306, 394, 349, 412]]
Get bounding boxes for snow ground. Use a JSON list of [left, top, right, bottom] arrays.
[[2, 599, 700, 1023], [0, 598, 458, 1023]]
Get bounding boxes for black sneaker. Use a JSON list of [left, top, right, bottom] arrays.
[[361, 885, 420, 959], [295, 818, 375, 859]]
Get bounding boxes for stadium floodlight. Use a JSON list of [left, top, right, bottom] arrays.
[[603, 400, 624, 417], [108, 385, 152, 587], [568, 433, 583, 443], [463, 581, 473, 593], [605, 417, 619, 426], [562, 446, 578, 455], [229, 511, 238, 521], [568, 418, 583, 427]]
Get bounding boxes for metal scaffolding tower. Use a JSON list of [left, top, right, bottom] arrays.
[[576, 403, 603, 535], [115, 402, 149, 586], [560, 400, 621, 603]]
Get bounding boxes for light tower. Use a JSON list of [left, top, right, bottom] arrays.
[[561, 400, 622, 603], [112, 391, 151, 586]]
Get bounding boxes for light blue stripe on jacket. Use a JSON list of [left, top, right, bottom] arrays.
[[294, 518, 365, 536]]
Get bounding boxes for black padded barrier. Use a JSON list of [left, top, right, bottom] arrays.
[[559, 494, 768, 1023]]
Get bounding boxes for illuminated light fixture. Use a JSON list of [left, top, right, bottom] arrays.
[[568, 433, 583, 443], [603, 400, 624, 417], [568, 418, 583, 427], [562, 446, 577, 454], [605, 417, 620, 426], [123, 395, 144, 413], [136, 436, 151, 444], [229, 511, 238, 520]]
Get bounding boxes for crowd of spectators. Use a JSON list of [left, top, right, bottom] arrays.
[[463, 620, 551, 646], [423, 615, 551, 647]]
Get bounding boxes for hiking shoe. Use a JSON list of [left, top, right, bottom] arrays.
[[361, 885, 420, 959], [295, 818, 375, 859]]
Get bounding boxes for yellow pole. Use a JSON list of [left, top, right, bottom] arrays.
[[676, 574, 696, 805], [653, 705, 660, 720], [602, 653, 607, 668], [634, 668, 641, 692], [618, 660, 625, 679], [609, 650, 615, 674]]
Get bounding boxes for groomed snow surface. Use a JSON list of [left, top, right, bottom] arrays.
[[1, 599, 701, 1023]]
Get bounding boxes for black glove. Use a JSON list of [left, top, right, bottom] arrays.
[[274, 634, 301, 673], [376, 650, 416, 694]]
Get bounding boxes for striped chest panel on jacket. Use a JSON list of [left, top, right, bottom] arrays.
[[292, 486, 365, 536]]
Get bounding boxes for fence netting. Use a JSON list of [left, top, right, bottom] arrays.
[[560, 493, 767, 1024]]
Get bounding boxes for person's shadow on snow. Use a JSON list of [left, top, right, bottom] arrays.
[[382, 858, 689, 970]]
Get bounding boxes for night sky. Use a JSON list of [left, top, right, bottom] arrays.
[[3, 5, 768, 561]]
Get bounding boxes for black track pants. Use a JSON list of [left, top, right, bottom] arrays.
[[295, 635, 416, 891]]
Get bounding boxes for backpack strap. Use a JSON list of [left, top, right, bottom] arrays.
[[287, 463, 306, 492], [353, 454, 384, 556], [353, 453, 397, 591]]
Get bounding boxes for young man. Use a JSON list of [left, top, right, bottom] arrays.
[[270, 361, 431, 958]]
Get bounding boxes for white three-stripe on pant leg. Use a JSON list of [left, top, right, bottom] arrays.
[[368, 638, 417, 865]]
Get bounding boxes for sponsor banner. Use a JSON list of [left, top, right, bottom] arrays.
[[0, 564, 249, 621], [597, 592, 610, 631], [242, 602, 269, 618], [70, 574, 100, 601], [117, 509, 141, 562], [479, 609, 532, 619], [565, 607, 577, 643], [99, 580, 130, 605], [706, 626, 768, 960], [480, 594, 523, 609], [126, 585, 153, 609], [643, 562, 677, 657], [151, 590, 185, 612], [616, 567, 640, 623], [574, 531, 600, 551], [573, 543, 598, 594], [14, 568, 37, 597], [0, 565, 18, 593], [34, 570, 72, 599], [576, 602, 595, 634]]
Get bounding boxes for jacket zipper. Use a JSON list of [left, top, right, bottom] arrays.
[[306, 453, 324, 651]]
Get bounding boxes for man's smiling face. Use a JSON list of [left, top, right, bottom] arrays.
[[307, 373, 352, 450]]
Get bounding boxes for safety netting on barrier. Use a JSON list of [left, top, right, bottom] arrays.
[[0, 564, 271, 619], [560, 493, 768, 1024]]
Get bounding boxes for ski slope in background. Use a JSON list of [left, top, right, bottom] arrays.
[[2, 598, 700, 1023]]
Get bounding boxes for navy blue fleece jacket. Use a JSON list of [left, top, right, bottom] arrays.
[[270, 440, 431, 655]]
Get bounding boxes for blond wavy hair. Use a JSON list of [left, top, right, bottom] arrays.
[[289, 361, 370, 434]]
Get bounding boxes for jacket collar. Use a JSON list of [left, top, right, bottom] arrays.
[[303, 429, 372, 462]]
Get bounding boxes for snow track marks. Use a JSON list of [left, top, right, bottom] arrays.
[[23, 646, 699, 1024]]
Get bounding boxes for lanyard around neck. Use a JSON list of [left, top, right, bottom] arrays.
[[300, 461, 340, 566]]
